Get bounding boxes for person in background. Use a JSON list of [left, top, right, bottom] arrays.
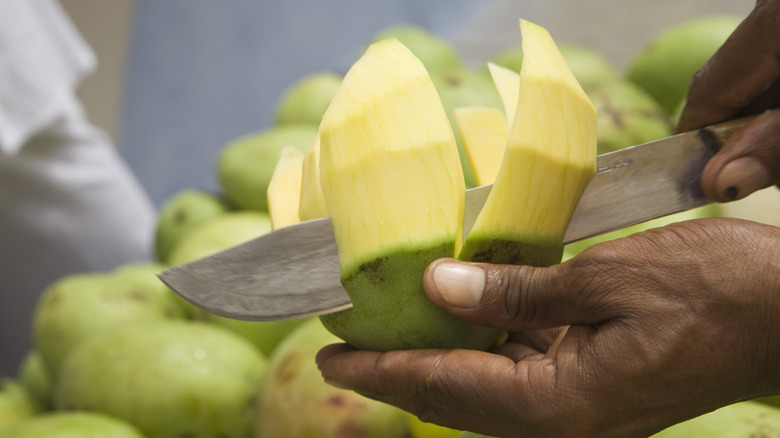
[[0, 0, 157, 376], [316, 0, 780, 436]]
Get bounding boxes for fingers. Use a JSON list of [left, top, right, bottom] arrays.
[[701, 108, 780, 201], [676, 0, 780, 133], [315, 343, 554, 437], [421, 257, 621, 331]]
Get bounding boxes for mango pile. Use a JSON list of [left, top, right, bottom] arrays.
[[2, 15, 780, 438]]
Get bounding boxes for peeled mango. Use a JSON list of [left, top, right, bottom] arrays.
[[255, 318, 408, 438], [54, 320, 267, 438], [3, 412, 145, 438]]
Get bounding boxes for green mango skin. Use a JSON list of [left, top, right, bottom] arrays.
[[458, 235, 564, 267], [4, 412, 144, 438], [32, 269, 185, 378], [650, 401, 780, 437], [0, 379, 40, 435], [154, 189, 228, 264], [217, 124, 318, 211], [586, 79, 673, 155], [55, 321, 267, 438], [16, 351, 52, 411], [166, 211, 306, 356], [256, 319, 408, 438], [274, 72, 343, 127], [367, 25, 462, 75], [320, 243, 500, 352], [625, 15, 743, 114]]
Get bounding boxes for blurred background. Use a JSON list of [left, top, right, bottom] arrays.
[[62, 0, 754, 206]]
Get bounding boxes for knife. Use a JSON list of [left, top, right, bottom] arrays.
[[158, 116, 751, 322]]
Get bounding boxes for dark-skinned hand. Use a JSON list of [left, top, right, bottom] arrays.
[[318, 2, 780, 437]]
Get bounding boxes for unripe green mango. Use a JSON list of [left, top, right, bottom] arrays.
[[256, 319, 408, 438], [4, 412, 144, 438], [55, 320, 266, 438], [217, 124, 317, 211]]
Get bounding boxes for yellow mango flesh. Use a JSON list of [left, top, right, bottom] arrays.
[[455, 106, 508, 187], [318, 38, 498, 351], [319, 38, 464, 276], [298, 135, 329, 221], [266, 146, 304, 229], [460, 19, 597, 264]]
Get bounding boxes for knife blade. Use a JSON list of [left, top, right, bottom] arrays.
[[158, 116, 751, 322]]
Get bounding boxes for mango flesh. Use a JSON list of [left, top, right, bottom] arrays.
[[256, 319, 408, 437], [460, 19, 597, 266], [318, 38, 499, 351], [266, 146, 304, 229], [217, 124, 317, 211], [4, 412, 145, 438], [489, 43, 617, 89], [55, 320, 267, 438], [454, 106, 508, 186], [432, 68, 504, 189], [298, 135, 329, 221]]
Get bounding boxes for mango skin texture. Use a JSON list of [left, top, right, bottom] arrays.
[[320, 244, 500, 352]]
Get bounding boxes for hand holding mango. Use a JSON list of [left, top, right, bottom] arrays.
[[317, 5, 780, 438]]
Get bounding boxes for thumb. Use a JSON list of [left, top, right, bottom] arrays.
[[422, 257, 617, 331], [702, 108, 780, 202]]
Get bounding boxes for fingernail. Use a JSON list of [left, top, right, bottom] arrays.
[[432, 262, 484, 308], [717, 157, 770, 201], [323, 377, 352, 390]]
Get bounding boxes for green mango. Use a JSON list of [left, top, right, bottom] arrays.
[[256, 319, 408, 437], [274, 72, 343, 127], [625, 15, 743, 114], [55, 320, 266, 438], [166, 211, 306, 356], [217, 124, 317, 211], [4, 412, 144, 438], [16, 351, 52, 411], [32, 265, 185, 378], [0, 379, 40, 435], [154, 189, 227, 264]]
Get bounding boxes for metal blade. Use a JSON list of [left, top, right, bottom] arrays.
[[158, 117, 751, 321]]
